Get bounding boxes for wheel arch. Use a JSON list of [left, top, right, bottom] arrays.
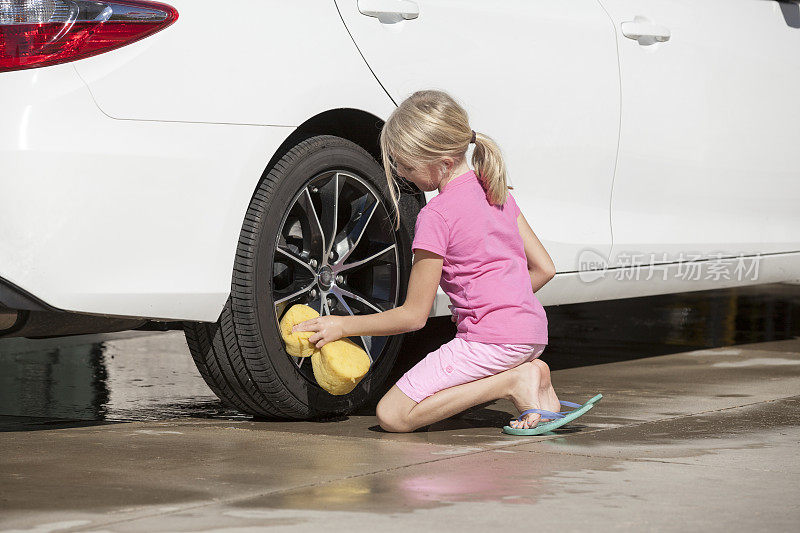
[[263, 108, 424, 197], [241, 107, 427, 270]]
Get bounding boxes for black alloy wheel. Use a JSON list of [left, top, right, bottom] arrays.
[[183, 135, 422, 419]]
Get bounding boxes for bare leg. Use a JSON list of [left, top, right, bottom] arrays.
[[378, 358, 561, 433]]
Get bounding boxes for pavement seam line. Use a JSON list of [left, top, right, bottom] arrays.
[[70, 450, 512, 531]]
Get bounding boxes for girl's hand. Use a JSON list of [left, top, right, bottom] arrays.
[[291, 315, 346, 349]]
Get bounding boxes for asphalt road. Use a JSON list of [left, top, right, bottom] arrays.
[[1, 283, 799, 532]]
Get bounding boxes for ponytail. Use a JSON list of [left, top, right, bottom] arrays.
[[471, 131, 512, 206]]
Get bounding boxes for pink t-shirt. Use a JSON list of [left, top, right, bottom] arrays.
[[411, 169, 548, 344]]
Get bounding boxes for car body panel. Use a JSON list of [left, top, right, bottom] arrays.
[[338, 0, 620, 275], [600, 0, 800, 266], [73, 0, 396, 126], [0, 64, 300, 321]]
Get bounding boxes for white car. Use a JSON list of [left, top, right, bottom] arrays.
[[2, 0, 799, 418]]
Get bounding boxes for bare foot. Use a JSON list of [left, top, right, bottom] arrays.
[[507, 359, 561, 429]]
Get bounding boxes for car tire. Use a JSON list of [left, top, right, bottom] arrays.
[[183, 134, 422, 419]]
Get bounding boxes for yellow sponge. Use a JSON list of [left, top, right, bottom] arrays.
[[279, 303, 320, 358], [279, 303, 371, 395], [311, 337, 371, 396]]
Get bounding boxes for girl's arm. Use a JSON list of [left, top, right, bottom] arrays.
[[291, 249, 442, 348], [516, 211, 556, 293], [340, 248, 443, 337]]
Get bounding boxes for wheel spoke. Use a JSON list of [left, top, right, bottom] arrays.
[[275, 245, 315, 275], [296, 187, 326, 263], [333, 192, 379, 268], [328, 290, 374, 364], [318, 172, 341, 263], [329, 284, 384, 314], [273, 279, 316, 306], [333, 243, 396, 274]]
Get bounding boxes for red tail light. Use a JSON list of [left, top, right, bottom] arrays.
[[0, 0, 178, 73]]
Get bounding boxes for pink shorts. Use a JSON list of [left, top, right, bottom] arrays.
[[395, 336, 547, 404]]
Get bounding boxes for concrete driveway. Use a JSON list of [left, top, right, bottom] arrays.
[[1, 283, 799, 532]]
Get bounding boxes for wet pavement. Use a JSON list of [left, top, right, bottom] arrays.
[[1, 282, 799, 532]]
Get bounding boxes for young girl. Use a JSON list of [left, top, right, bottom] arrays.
[[291, 89, 559, 432]]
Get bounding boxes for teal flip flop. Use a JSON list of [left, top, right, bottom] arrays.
[[502, 393, 603, 436]]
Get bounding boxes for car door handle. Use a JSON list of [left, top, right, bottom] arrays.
[[621, 18, 671, 42], [358, 0, 419, 20]]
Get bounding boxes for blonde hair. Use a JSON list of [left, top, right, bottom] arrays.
[[379, 89, 512, 230]]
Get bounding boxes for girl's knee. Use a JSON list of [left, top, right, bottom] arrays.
[[376, 394, 413, 433], [376, 404, 409, 433]]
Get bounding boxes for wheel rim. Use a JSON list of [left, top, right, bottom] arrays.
[[272, 170, 401, 384]]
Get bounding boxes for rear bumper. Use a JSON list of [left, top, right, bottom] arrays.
[[0, 64, 293, 321]]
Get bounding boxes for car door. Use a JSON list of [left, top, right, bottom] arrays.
[[598, 0, 800, 268], [336, 0, 620, 273]]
